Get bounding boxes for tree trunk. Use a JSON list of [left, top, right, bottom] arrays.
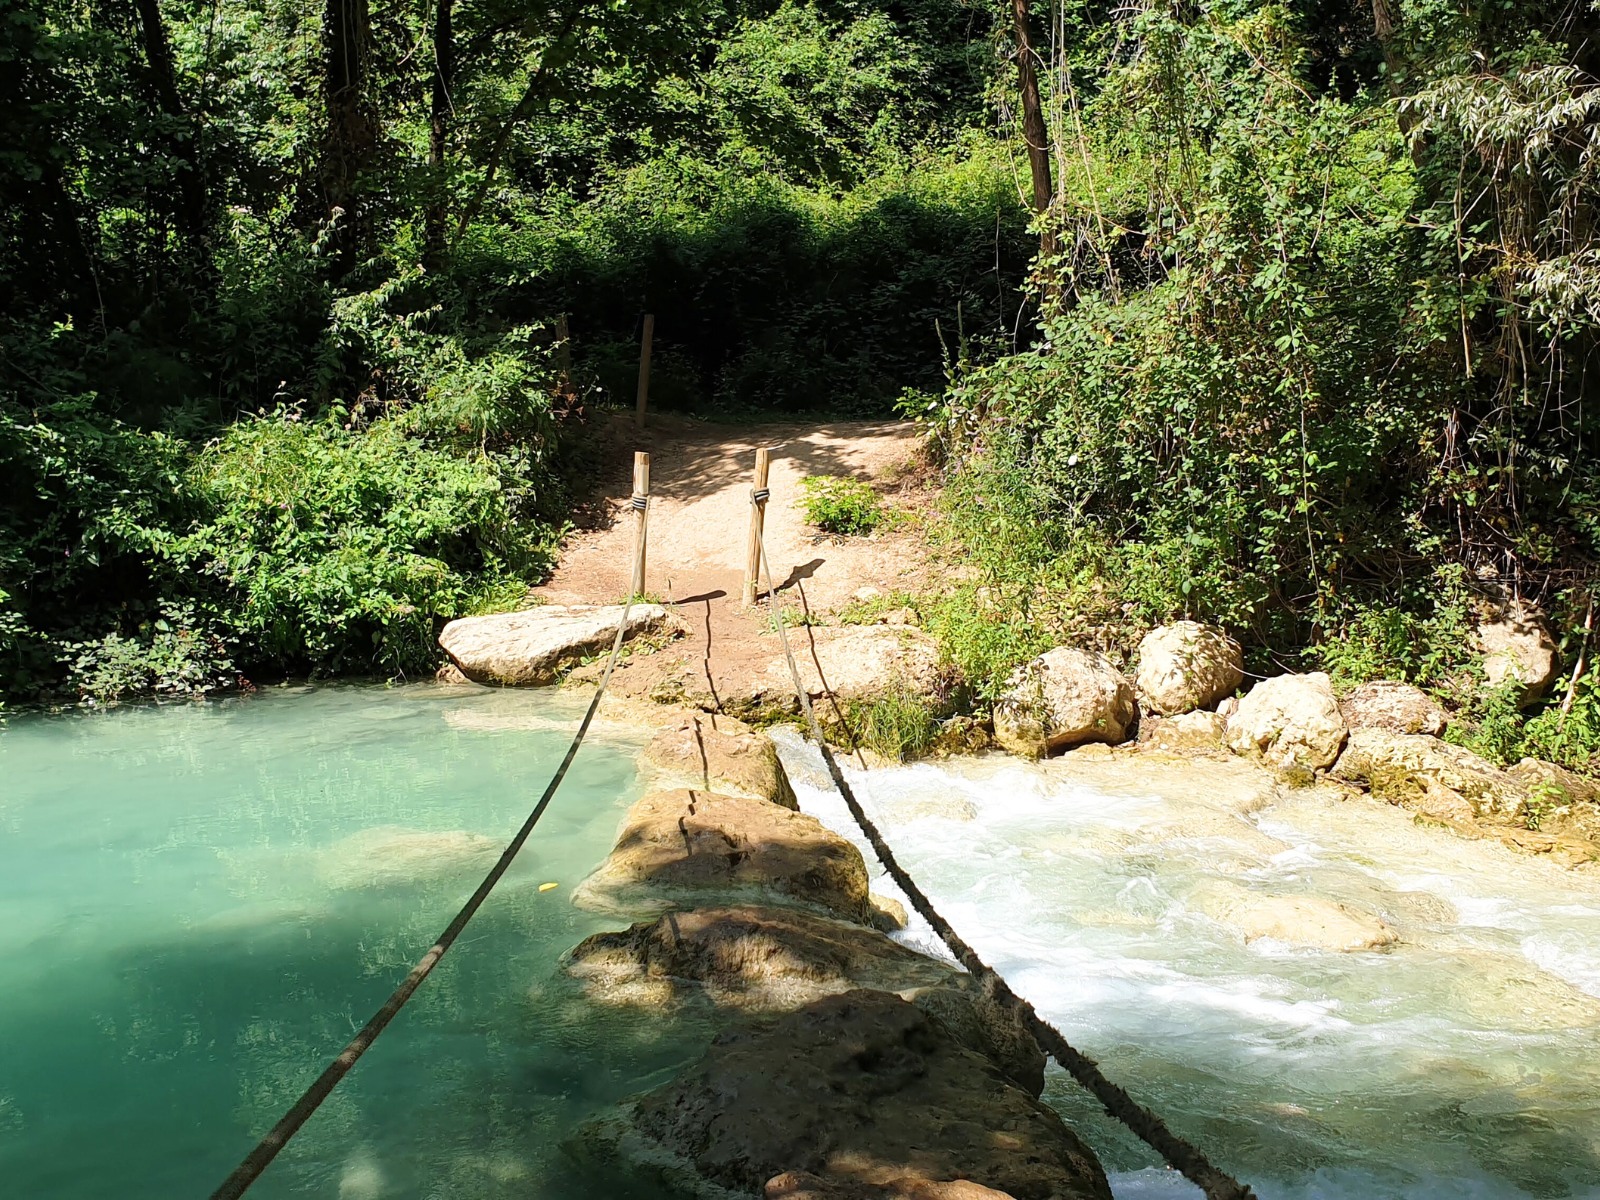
[[132, 0, 207, 247], [423, 0, 454, 271], [321, 0, 375, 271], [1010, 0, 1055, 259]]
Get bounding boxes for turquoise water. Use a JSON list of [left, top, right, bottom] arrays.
[[0, 685, 694, 1200], [7, 686, 1600, 1200]]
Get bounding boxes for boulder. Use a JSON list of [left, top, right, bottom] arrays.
[[567, 905, 1043, 1093], [1330, 729, 1529, 824], [768, 626, 943, 703], [1135, 622, 1244, 715], [1476, 602, 1559, 704], [623, 990, 1112, 1200], [992, 648, 1136, 757], [438, 603, 679, 686], [642, 713, 798, 810], [869, 894, 910, 932], [1507, 758, 1600, 842], [1225, 672, 1347, 770], [1139, 710, 1227, 754], [1194, 883, 1397, 951], [573, 789, 870, 923], [1339, 681, 1447, 737]]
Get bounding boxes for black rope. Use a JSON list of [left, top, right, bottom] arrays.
[[631, 494, 648, 511], [208, 588, 644, 1200], [751, 520, 1256, 1200], [751, 487, 770, 503]]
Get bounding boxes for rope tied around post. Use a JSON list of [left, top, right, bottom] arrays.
[[749, 516, 1256, 1200]]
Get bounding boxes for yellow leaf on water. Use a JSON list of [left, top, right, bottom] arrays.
[[538, 882, 559, 892]]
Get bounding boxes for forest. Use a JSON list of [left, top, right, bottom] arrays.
[[4, 0, 1600, 767]]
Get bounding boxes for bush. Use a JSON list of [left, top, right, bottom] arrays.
[[842, 687, 943, 761], [173, 414, 556, 676], [799, 475, 883, 535], [59, 603, 235, 703]]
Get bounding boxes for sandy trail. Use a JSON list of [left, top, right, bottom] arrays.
[[533, 414, 937, 706]]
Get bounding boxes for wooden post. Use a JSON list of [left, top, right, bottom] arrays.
[[744, 447, 771, 607], [634, 313, 654, 431], [630, 451, 650, 599], [555, 313, 571, 395]]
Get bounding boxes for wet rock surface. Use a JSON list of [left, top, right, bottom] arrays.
[[1330, 728, 1529, 824], [767, 1172, 1015, 1199], [1225, 672, 1348, 769], [573, 789, 871, 922], [993, 648, 1136, 757], [439, 603, 678, 686], [622, 989, 1113, 1200], [1135, 621, 1244, 716], [643, 713, 799, 809], [567, 904, 1044, 1093], [1194, 882, 1398, 951]]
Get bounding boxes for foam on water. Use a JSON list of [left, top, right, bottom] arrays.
[[769, 728, 1600, 1200]]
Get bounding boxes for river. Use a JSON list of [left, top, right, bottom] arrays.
[[2, 685, 1597, 1198]]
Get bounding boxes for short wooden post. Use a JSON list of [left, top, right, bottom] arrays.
[[630, 451, 650, 599], [555, 313, 572, 397], [744, 447, 771, 607], [634, 313, 654, 431]]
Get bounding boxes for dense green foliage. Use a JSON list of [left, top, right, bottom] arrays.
[[918, 0, 1600, 771], [1, 0, 1028, 703]]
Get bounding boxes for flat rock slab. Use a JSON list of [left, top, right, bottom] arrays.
[[619, 989, 1112, 1200], [643, 713, 799, 809], [438, 603, 678, 686], [767, 625, 943, 702], [568, 905, 1043, 1094], [573, 789, 870, 923]]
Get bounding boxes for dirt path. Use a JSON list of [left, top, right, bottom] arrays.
[[536, 414, 937, 708]]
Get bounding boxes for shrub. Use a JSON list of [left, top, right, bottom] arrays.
[[59, 603, 236, 703], [172, 414, 556, 677], [799, 475, 883, 535], [842, 687, 942, 761]]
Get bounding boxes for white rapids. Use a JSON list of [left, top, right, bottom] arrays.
[[770, 729, 1600, 1200]]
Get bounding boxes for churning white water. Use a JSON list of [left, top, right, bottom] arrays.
[[770, 728, 1600, 1200]]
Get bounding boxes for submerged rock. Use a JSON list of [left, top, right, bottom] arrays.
[[1225, 672, 1347, 770], [1339, 681, 1447, 737], [1330, 729, 1528, 824], [992, 647, 1136, 758], [1135, 622, 1244, 716], [1194, 882, 1397, 951], [438, 603, 679, 686], [642, 713, 798, 809], [573, 789, 871, 923], [567, 905, 1043, 1093], [618, 989, 1112, 1200]]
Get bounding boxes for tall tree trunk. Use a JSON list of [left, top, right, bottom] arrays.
[[321, 0, 375, 272], [1010, 0, 1055, 260], [423, 0, 454, 271], [132, 0, 207, 248]]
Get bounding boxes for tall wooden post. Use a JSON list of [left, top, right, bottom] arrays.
[[744, 447, 771, 607], [634, 313, 654, 431], [630, 451, 650, 599]]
